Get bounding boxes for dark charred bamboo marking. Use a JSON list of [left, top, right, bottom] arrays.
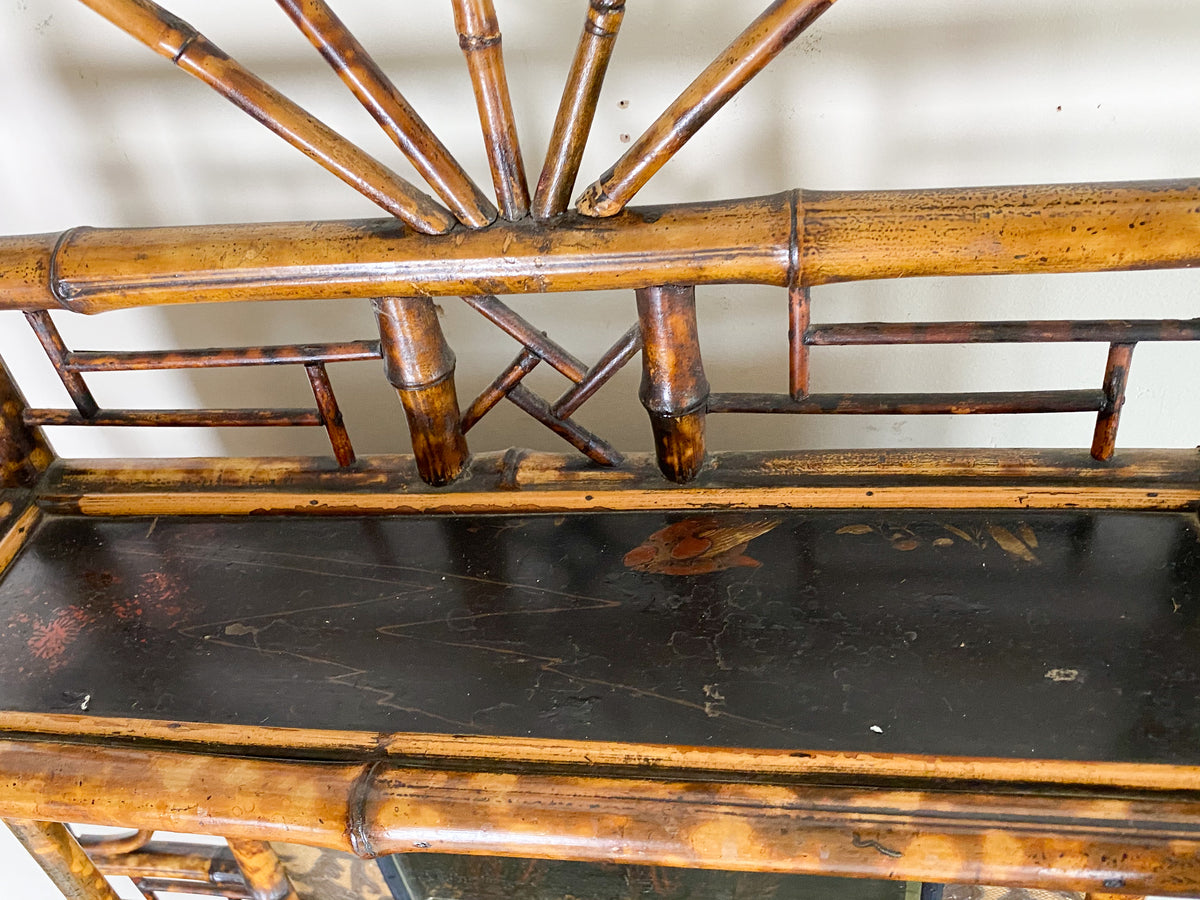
[[551, 324, 642, 418], [577, 0, 837, 216], [373, 297, 468, 486], [788, 284, 811, 399], [4, 819, 123, 900], [78, 0, 455, 233], [452, 0, 530, 219], [707, 390, 1107, 415], [65, 341, 382, 372], [534, 0, 627, 219], [461, 295, 588, 381], [506, 384, 622, 466], [24, 311, 98, 416], [304, 363, 356, 467], [24, 408, 325, 427], [807, 319, 1200, 345], [274, 0, 496, 228], [636, 285, 709, 483], [1091, 342, 1136, 462]]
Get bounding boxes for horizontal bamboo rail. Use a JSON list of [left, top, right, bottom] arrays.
[[64, 341, 382, 372], [3, 180, 1197, 313], [707, 390, 1108, 415], [4, 733, 1200, 895], [806, 319, 1200, 345], [24, 409, 325, 427]]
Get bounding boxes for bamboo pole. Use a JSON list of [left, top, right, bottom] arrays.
[[304, 363, 356, 467], [1091, 342, 1136, 461], [461, 295, 588, 381], [24, 409, 324, 428], [372, 297, 469, 486], [707, 390, 1107, 415], [4, 819, 123, 900], [452, 0, 530, 220], [807, 319, 1200, 345], [462, 349, 540, 431], [0, 355, 52, 488], [273, 0, 496, 228], [505, 384, 623, 466], [4, 180, 1198, 312], [227, 840, 300, 900], [577, 0, 836, 216], [533, 0, 627, 219], [551, 323, 642, 418], [76, 0, 456, 234], [66, 341, 382, 372], [24, 311, 99, 416], [636, 285, 709, 483], [788, 284, 811, 399]]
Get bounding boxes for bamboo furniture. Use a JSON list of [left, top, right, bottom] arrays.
[[2, 1, 1200, 899]]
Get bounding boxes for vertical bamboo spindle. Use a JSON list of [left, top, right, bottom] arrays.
[[788, 284, 811, 399], [577, 0, 836, 217], [273, 0, 497, 228], [77, 0, 456, 234], [533, 0, 626, 219], [1090, 342, 1135, 461], [452, 0, 531, 219], [636, 285, 709, 483], [373, 297, 469, 486], [5, 820, 123, 900], [0, 356, 52, 489], [227, 840, 299, 900], [303, 363, 356, 467]]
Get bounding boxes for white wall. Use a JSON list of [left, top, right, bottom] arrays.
[[2, 0, 1198, 463]]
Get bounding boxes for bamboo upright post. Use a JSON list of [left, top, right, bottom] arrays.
[[77, 0, 456, 234], [452, 0, 530, 219], [1091, 342, 1136, 461], [227, 839, 300, 900], [636, 285, 709, 483], [788, 284, 811, 398], [533, 0, 626, 219], [274, 0, 496, 228], [577, 0, 836, 216], [0, 356, 51, 489], [372, 297, 469, 486], [4, 819, 123, 900]]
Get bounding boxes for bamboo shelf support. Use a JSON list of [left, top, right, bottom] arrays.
[[4, 181, 1198, 312], [4, 819, 123, 900]]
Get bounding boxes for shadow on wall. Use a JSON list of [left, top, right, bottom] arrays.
[[6, 0, 1199, 459]]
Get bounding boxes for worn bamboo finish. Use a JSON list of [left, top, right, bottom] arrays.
[[134, 879, 250, 899], [0, 356, 52, 489], [637, 285, 710, 483], [5, 181, 1199, 312], [65, 341, 382, 372], [304, 363, 355, 467], [506, 383, 622, 466], [551, 324, 642, 418], [24, 311, 99, 416], [453, 0, 530, 220], [373, 296, 468, 486], [227, 840, 300, 900], [788, 284, 811, 398], [76, 830, 153, 855], [24, 408, 324, 428], [806, 319, 1200, 346], [461, 294, 589, 381], [274, 0, 496, 228], [707, 390, 1107, 416], [534, 0, 627, 219], [1091, 343, 1135, 461], [4, 819, 122, 900], [3, 734, 1200, 895], [0, 505, 42, 575], [30, 449, 1200, 516], [577, 0, 836, 216], [89, 840, 240, 883], [76, 0, 455, 234]]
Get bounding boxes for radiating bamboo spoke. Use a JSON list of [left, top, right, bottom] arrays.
[[274, 0, 496, 228], [77, 0, 456, 234], [577, 0, 837, 217], [452, 0, 530, 219], [533, 0, 627, 219]]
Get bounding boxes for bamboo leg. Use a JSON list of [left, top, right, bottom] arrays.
[[533, 0, 626, 219], [373, 297, 469, 486], [636, 285, 709, 483], [1090, 342, 1135, 461], [77, 0, 455, 234], [5, 819, 123, 900], [274, 0, 496, 228], [577, 0, 837, 216], [227, 840, 299, 900], [452, 0, 530, 220], [0, 354, 51, 489]]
